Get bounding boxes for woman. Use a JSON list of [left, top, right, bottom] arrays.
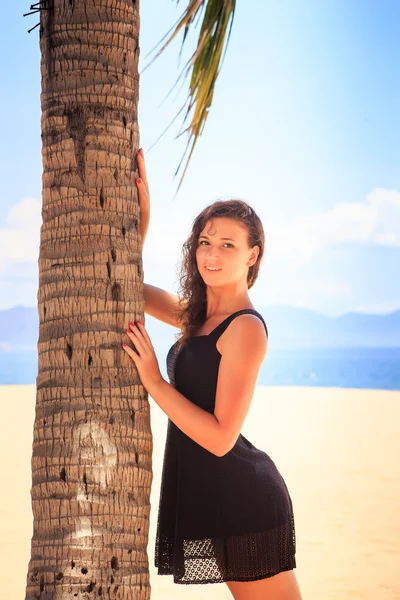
[[122, 149, 303, 600]]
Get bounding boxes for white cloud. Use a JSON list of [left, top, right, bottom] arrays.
[[265, 187, 400, 267], [352, 300, 400, 315], [0, 279, 39, 311], [251, 270, 354, 316], [142, 206, 189, 267], [4, 188, 398, 275], [291, 272, 353, 305], [0, 197, 41, 275], [6, 196, 42, 230], [1, 188, 398, 313]]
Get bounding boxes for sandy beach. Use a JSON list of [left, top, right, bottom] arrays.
[[0, 384, 399, 600]]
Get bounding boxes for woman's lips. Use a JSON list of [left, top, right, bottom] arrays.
[[205, 266, 221, 272]]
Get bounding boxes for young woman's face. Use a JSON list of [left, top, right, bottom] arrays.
[[196, 217, 258, 286]]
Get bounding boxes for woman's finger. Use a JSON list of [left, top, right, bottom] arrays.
[[135, 321, 154, 349], [137, 178, 150, 210], [127, 324, 148, 355], [122, 343, 138, 360], [137, 149, 149, 192]]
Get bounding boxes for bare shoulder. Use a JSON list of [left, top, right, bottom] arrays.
[[217, 313, 268, 357]]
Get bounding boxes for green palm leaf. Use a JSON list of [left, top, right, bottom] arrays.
[[144, 0, 236, 192]]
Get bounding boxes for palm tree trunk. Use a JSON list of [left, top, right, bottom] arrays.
[[25, 1, 152, 598]]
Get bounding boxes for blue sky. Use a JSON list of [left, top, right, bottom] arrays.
[[0, 0, 399, 316]]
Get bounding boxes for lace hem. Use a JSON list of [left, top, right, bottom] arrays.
[[155, 519, 296, 585]]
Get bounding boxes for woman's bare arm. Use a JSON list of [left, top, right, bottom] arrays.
[[137, 148, 150, 248], [143, 283, 187, 328], [137, 149, 187, 327]]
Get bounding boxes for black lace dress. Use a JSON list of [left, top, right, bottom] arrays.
[[154, 309, 297, 584]]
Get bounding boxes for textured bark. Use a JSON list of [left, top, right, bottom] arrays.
[[25, 1, 152, 598]]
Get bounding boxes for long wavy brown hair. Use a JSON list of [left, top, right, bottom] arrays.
[[174, 199, 265, 350]]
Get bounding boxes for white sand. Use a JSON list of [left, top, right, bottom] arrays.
[[0, 384, 399, 600]]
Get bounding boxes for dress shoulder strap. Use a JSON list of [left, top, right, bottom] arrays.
[[211, 308, 268, 341]]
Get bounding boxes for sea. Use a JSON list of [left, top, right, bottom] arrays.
[[1, 346, 399, 390]]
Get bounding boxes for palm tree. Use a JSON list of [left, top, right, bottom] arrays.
[[23, 0, 235, 597]]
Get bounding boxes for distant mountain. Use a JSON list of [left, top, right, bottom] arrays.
[[260, 305, 400, 348], [0, 306, 39, 351], [0, 304, 399, 351]]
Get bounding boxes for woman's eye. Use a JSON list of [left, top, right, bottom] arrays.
[[198, 241, 233, 248]]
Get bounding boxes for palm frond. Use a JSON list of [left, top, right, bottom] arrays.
[[143, 0, 236, 193]]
